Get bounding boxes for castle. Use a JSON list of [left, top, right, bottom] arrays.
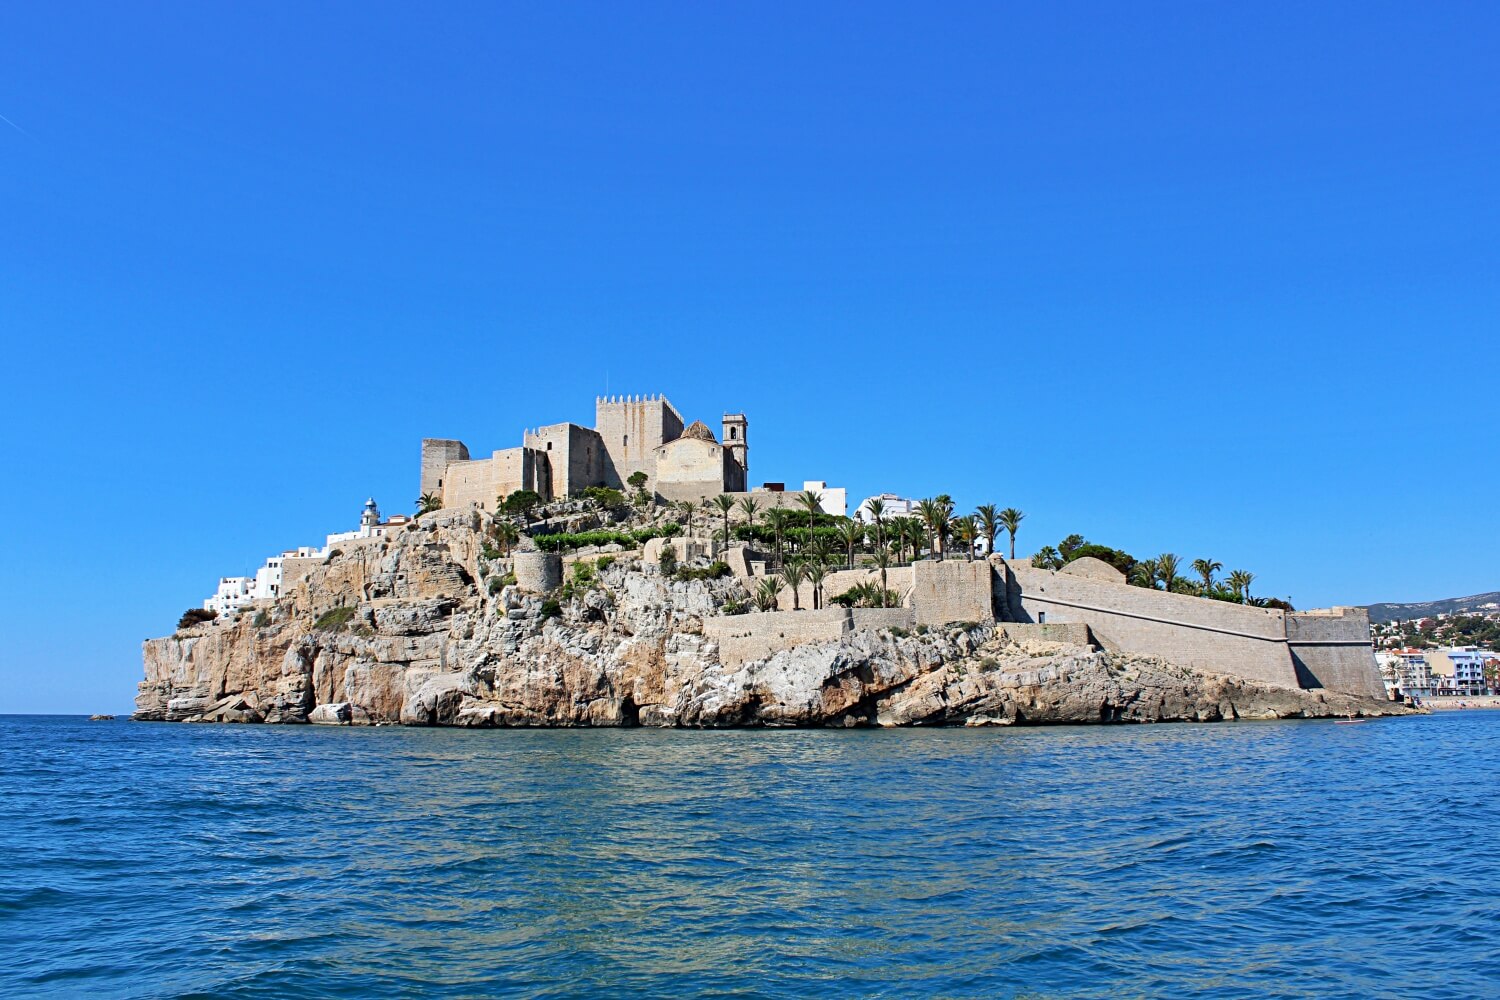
[[422, 394, 748, 509]]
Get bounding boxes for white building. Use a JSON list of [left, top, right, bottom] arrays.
[[324, 498, 411, 548], [204, 577, 256, 618], [200, 499, 410, 621], [251, 555, 284, 601], [802, 481, 847, 518], [855, 493, 920, 523]]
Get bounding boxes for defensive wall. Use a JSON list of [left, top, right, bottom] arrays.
[[703, 607, 916, 669], [911, 560, 996, 626], [1285, 607, 1387, 698], [1002, 562, 1300, 688]]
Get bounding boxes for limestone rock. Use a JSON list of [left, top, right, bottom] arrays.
[[135, 510, 1409, 729]]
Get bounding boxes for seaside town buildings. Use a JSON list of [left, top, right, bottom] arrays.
[[1378, 647, 1498, 697]]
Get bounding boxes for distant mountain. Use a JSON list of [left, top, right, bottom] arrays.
[[1364, 592, 1500, 624]]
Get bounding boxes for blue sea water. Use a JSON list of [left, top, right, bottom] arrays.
[[1, 714, 1496, 999]]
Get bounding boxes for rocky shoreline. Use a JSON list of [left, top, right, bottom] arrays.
[[136, 508, 1409, 728]]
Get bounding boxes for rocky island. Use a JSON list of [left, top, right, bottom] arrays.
[[138, 393, 1402, 727]]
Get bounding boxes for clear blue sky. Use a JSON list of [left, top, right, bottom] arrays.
[[2, 3, 1497, 713]]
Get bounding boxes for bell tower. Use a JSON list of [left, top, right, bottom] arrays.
[[722, 413, 748, 486]]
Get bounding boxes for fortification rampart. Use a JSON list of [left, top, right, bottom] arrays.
[[1286, 607, 1386, 698], [1004, 563, 1299, 688], [912, 560, 996, 626], [703, 607, 916, 668]]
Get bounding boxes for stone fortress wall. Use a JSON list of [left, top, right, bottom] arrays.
[[552, 526, 1381, 698], [1002, 561, 1300, 687], [703, 607, 916, 669], [1286, 607, 1388, 698]]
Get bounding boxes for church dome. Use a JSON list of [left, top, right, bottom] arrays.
[[680, 420, 718, 443]]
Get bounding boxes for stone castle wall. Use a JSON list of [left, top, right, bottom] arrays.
[[703, 607, 916, 669], [1004, 563, 1301, 689], [912, 560, 996, 626], [1286, 608, 1387, 698]]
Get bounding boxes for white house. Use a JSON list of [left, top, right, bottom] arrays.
[[855, 493, 921, 523], [204, 577, 256, 618], [802, 481, 847, 518]]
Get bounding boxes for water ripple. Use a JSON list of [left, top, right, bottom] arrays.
[[0, 714, 1495, 998]]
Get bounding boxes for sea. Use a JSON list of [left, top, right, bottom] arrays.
[[1, 712, 1495, 999]]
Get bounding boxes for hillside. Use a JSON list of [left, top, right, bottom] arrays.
[[135, 503, 1400, 727], [1365, 592, 1500, 624]]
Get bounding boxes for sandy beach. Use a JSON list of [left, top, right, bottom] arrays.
[[1421, 696, 1500, 711]]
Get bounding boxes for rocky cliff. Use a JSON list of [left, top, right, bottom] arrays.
[[136, 509, 1406, 727]]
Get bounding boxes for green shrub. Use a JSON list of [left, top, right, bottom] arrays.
[[480, 542, 503, 561], [580, 485, 626, 507], [596, 555, 616, 571], [501, 489, 543, 515], [675, 560, 730, 582], [252, 610, 269, 628], [659, 543, 678, 576], [721, 598, 748, 615], [499, 571, 517, 587], [539, 598, 561, 619], [313, 606, 357, 632], [487, 576, 505, 595], [830, 582, 901, 609], [572, 561, 596, 584], [534, 523, 681, 553], [177, 608, 217, 630]]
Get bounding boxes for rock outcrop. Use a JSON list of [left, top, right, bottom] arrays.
[[136, 509, 1407, 727]]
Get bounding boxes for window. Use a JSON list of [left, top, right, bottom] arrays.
[[623, 435, 628, 446], [1038, 612, 1047, 624]]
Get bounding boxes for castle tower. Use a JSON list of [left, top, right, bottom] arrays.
[[722, 413, 748, 489], [594, 393, 684, 490], [420, 438, 470, 503]]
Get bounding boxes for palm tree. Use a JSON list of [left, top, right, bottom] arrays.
[[494, 521, 520, 556], [779, 560, 807, 610], [797, 489, 824, 553], [1192, 558, 1222, 595], [1227, 569, 1254, 604], [416, 493, 441, 515], [998, 508, 1025, 560], [975, 504, 1000, 557], [805, 560, 829, 610], [737, 495, 760, 534], [712, 494, 735, 546], [1157, 553, 1182, 594], [915, 499, 944, 560], [765, 508, 790, 565], [755, 578, 780, 612], [952, 515, 978, 561], [872, 546, 891, 607], [676, 500, 695, 533], [837, 519, 864, 568], [1130, 559, 1159, 589], [865, 497, 887, 552], [891, 519, 909, 563]]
